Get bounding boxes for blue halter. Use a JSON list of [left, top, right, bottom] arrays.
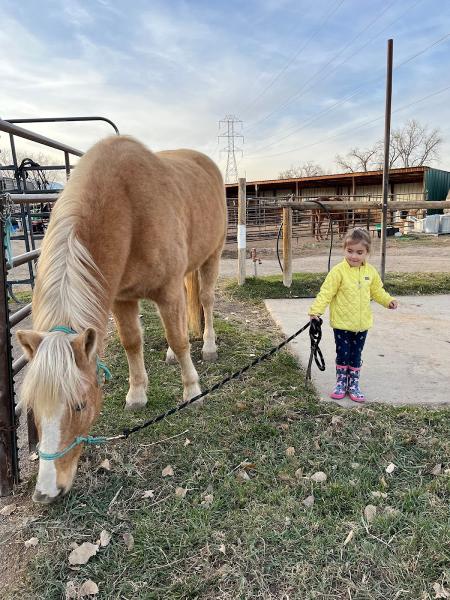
[[37, 326, 113, 461], [49, 326, 112, 385]]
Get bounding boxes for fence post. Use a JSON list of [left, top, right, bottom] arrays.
[[238, 178, 246, 285], [282, 207, 293, 288], [0, 201, 20, 496]]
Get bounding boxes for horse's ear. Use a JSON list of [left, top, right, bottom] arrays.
[[17, 330, 44, 360], [72, 328, 97, 364]]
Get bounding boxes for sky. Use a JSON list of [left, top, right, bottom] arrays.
[[0, 0, 449, 182]]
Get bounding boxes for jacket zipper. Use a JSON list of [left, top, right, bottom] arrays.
[[359, 266, 362, 331]]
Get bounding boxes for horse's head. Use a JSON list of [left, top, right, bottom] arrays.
[[17, 328, 104, 504]]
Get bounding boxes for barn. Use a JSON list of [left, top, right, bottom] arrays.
[[225, 165, 450, 202]]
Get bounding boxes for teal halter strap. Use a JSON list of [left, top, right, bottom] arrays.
[[38, 435, 109, 461], [49, 326, 112, 384], [37, 327, 113, 461]]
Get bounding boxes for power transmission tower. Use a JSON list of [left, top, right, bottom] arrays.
[[218, 115, 244, 183]]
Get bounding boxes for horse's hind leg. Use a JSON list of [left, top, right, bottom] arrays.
[[157, 284, 201, 402], [199, 249, 221, 361], [113, 299, 148, 411]]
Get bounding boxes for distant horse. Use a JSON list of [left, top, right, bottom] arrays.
[[312, 196, 348, 241], [17, 136, 226, 503]]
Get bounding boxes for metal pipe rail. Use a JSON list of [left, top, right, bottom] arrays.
[[0, 118, 83, 157], [10, 303, 32, 328], [6, 116, 120, 136], [8, 193, 60, 204], [6, 249, 41, 271], [278, 200, 450, 210]]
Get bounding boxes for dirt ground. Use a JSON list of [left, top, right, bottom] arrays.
[[221, 234, 450, 276]]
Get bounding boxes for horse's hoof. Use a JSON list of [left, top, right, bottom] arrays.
[[165, 348, 178, 365], [125, 389, 147, 411], [202, 350, 218, 362], [125, 400, 147, 411]]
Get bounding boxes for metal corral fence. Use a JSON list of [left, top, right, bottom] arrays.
[[226, 192, 443, 244], [0, 117, 118, 495], [232, 178, 450, 286]]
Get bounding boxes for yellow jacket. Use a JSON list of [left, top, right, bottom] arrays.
[[308, 259, 394, 332]]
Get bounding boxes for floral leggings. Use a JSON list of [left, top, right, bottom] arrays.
[[333, 329, 368, 368]]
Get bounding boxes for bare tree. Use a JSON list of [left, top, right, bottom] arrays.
[[336, 120, 442, 173], [390, 119, 441, 167], [335, 146, 379, 172], [278, 161, 324, 179]]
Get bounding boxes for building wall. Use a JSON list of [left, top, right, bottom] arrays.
[[392, 182, 424, 201], [425, 168, 450, 201]]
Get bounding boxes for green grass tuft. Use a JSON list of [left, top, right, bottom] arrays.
[[225, 272, 450, 301]]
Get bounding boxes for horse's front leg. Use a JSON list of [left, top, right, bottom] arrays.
[[157, 285, 201, 402], [113, 299, 148, 411]]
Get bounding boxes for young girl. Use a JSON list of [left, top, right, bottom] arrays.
[[309, 228, 398, 402]]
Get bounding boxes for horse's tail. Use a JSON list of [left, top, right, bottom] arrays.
[[185, 270, 203, 339]]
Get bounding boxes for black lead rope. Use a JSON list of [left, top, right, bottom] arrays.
[[122, 318, 325, 439]]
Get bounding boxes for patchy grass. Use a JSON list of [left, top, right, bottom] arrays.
[[225, 272, 450, 301], [7, 298, 450, 599]]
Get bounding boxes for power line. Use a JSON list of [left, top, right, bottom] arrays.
[[240, 0, 346, 118], [246, 30, 449, 157], [246, 0, 424, 135], [245, 83, 450, 161]]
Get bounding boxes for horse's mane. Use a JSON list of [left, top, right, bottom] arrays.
[[21, 175, 105, 415]]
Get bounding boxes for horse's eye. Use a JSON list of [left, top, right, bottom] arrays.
[[75, 403, 86, 412]]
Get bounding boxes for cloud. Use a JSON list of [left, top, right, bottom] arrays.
[[0, 0, 449, 182]]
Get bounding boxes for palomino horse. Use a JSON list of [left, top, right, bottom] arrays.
[[17, 136, 227, 504], [312, 196, 348, 241]]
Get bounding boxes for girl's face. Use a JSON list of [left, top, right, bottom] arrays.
[[344, 241, 369, 267]]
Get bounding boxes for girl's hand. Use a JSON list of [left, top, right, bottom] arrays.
[[388, 300, 398, 309], [310, 315, 320, 321]]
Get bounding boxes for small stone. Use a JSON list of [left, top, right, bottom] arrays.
[[302, 495, 315, 508], [99, 530, 111, 547], [310, 471, 327, 483], [236, 470, 250, 482], [162, 465, 174, 477], [294, 468, 303, 480], [175, 487, 187, 498], [364, 504, 377, 524], [123, 532, 134, 551], [0, 503, 17, 516], [371, 491, 388, 499]]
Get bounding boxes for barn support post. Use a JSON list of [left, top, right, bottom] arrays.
[[282, 207, 293, 288], [0, 198, 20, 496], [238, 178, 247, 285]]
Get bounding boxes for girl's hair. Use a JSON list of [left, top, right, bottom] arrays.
[[343, 227, 371, 251]]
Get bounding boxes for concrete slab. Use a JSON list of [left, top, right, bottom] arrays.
[[265, 295, 450, 406]]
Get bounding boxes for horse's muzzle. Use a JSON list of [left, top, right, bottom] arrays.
[[32, 488, 62, 504]]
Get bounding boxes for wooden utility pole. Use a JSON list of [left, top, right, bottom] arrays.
[[282, 208, 293, 287], [237, 178, 247, 285], [380, 39, 393, 281]]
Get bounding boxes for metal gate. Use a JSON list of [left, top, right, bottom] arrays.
[[0, 116, 118, 495]]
